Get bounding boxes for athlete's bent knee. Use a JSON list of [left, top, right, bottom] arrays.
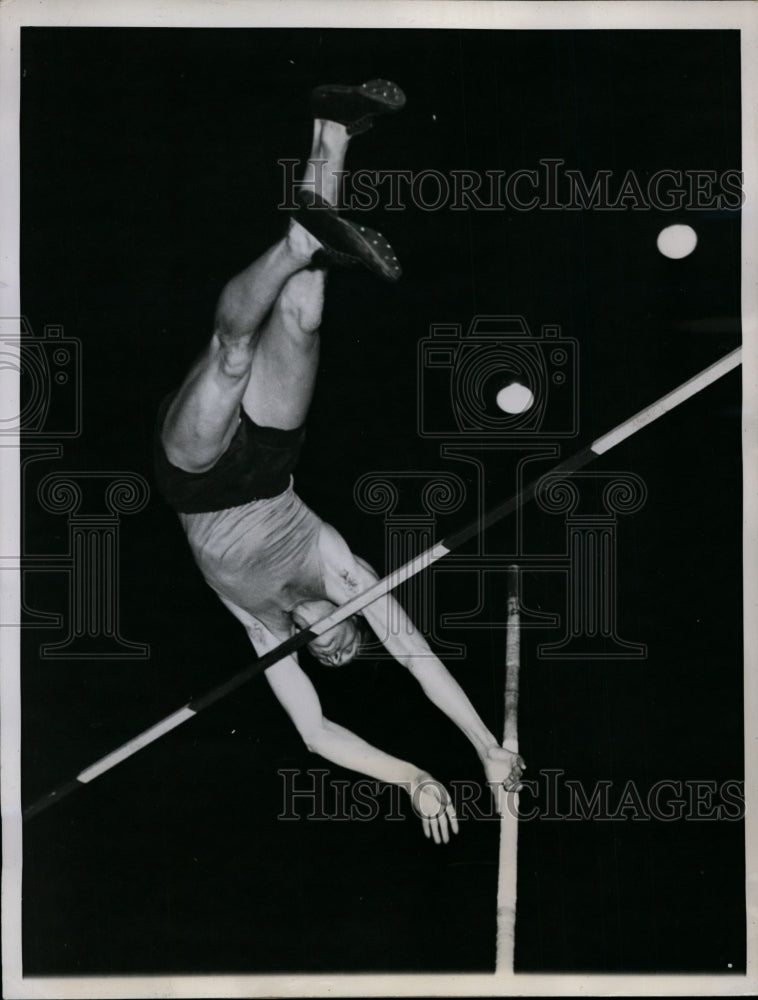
[[276, 271, 323, 337], [211, 332, 255, 379]]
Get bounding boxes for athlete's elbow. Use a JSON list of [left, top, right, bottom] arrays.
[[300, 723, 326, 756], [301, 717, 338, 756]]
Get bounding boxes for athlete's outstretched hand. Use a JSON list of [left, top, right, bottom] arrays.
[[407, 770, 459, 845], [482, 746, 526, 816]]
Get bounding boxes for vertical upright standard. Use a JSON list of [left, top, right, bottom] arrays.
[[496, 565, 521, 972]]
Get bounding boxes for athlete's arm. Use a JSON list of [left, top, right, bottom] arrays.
[[358, 591, 525, 794], [315, 527, 525, 798], [265, 653, 410, 782], [266, 656, 458, 844], [220, 597, 457, 843]]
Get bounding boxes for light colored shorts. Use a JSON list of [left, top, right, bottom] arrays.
[[178, 478, 328, 641]]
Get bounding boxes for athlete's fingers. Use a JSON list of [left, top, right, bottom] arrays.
[[447, 802, 459, 836], [430, 817, 442, 845], [504, 761, 524, 789], [438, 810, 450, 845], [422, 817, 431, 840]]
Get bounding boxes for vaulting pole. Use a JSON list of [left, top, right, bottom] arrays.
[[23, 347, 741, 822]]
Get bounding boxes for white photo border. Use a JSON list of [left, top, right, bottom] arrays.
[[1, 2, 756, 997]]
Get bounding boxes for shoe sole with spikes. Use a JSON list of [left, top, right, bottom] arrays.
[[310, 79, 406, 135], [292, 190, 401, 282]]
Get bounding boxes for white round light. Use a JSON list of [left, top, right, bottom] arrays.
[[496, 382, 534, 414], [657, 224, 697, 259]]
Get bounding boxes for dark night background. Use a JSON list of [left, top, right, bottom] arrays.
[[19, 28, 743, 975]]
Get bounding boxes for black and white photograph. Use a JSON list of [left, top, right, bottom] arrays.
[[1, 1, 756, 996]]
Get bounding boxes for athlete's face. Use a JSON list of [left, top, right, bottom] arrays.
[[291, 601, 362, 667], [308, 617, 361, 667]]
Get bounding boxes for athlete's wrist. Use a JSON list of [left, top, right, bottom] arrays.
[[476, 738, 502, 762], [398, 762, 423, 788]]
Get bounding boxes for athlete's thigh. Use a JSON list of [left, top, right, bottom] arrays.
[[162, 341, 250, 472], [241, 322, 320, 431], [241, 271, 323, 430]]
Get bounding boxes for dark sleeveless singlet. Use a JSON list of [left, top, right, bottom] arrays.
[[153, 393, 306, 514], [152, 393, 328, 640]]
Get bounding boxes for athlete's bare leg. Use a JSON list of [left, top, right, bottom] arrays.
[[240, 121, 349, 429], [161, 118, 350, 470]]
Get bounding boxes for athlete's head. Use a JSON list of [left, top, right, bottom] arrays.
[[291, 599, 363, 667]]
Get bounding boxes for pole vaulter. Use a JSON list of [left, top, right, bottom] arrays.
[[23, 345, 742, 822]]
